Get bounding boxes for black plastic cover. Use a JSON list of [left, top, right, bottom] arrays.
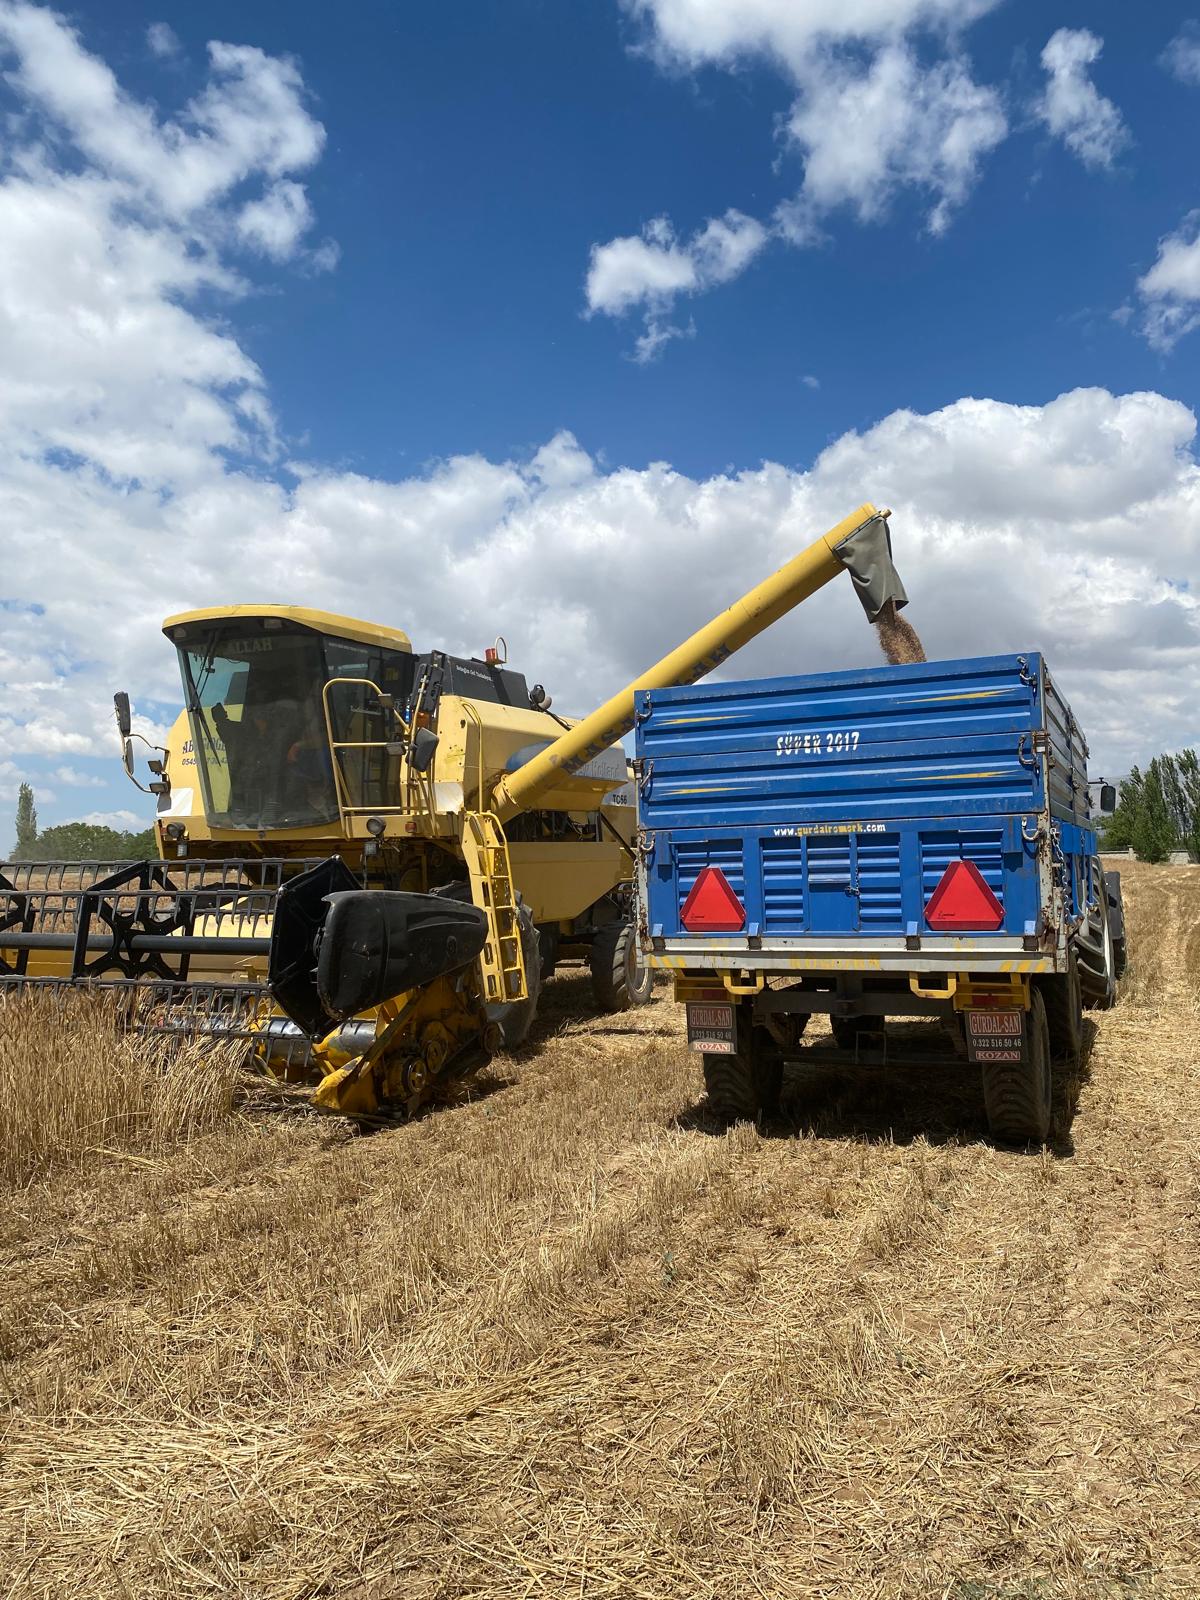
[[267, 857, 488, 1038]]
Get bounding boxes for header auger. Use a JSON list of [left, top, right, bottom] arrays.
[[1, 504, 904, 1122]]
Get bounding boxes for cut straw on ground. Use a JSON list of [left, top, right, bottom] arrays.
[[0, 860, 1197, 1599]]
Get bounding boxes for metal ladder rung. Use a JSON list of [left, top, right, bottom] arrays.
[[462, 810, 528, 1005]]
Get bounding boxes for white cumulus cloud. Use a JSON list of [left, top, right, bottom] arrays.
[[590, 0, 1007, 356], [585, 211, 768, 359], [145, 20, 180, 59], [622, 0, 1000, 76], [1, 6, 1197, 810], [1034, 28, 1129, 172], [1138, 214, 1200, 351], [778, 43, 1006, 240], [1161, 22, 1200, 87]]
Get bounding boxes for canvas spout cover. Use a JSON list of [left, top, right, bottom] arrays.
[[834, 513, 908, 623]]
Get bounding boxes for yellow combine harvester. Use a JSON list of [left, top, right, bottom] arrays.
[[0, 504, 906, 1121]]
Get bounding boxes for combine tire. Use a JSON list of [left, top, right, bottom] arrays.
[[590, 919, 652, 1013], [1040, 953, 1082, 1066], [537, 924, 559, 983], [702, 1006, 782, 1122], [493, 902, 542, 1049], [831, 1015, 882, 1052], [981, 989, 1052, 1145]]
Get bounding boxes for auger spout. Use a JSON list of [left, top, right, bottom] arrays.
[[490, 502, 904, 824]]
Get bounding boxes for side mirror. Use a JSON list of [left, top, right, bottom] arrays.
[[122, 738, 135, 778], [1099, 783, 1117, 815], [409, 727, 439, 774], [114, 691, 132, 739]]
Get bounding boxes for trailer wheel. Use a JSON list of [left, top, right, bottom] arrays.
[[981, 989, 1052, 1145], [702, 1006, 781, 1122], [1086, 910, 1117, 1013], [1078, 860, 1117, 1011], [590, 919, 652, 1012], [1039, 953, 1082, 1067], [492, 902, 542, 1048], [1105, 871, 1127, 980]]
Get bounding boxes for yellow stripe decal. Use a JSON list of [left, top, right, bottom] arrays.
[[903, 689, 1008, 703], [911, 769, 1006, 782]]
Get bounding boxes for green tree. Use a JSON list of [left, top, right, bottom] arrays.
[[12, 782, 38, 859], [1100, 767, 1143, 851], [21, 822, 156, 863], [1130, 758, 1178, 864], [1175, 749, 1200, 861]]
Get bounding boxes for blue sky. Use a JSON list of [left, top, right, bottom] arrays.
[[1, 0, 1198, 835], [86, 0, 1200, 474]]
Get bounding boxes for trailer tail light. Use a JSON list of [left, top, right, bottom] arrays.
[[925, 860, 1004, 932], [680, 866, 746, 933]]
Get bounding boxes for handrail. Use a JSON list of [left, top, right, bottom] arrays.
[[318, 677, 421, 825], [461, 701, 487, 815]]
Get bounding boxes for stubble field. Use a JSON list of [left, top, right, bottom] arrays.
[[1, 859, 1197, 1599]]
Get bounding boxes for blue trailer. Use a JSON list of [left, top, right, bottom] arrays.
[[634, 652, 1126, 1142]]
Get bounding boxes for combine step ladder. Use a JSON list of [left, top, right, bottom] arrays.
[[462, 811, 528, 1004]]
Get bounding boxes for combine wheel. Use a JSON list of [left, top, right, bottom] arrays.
[[831, 1015, 881, 1052], [590, 919, 652, 1013], [492, 902, 542, 1049], [981, 989, 1053, 1145], [702, 1005, 781, 1123], [1039, 952, 1083, 1066], [537, 924, 559, 983]]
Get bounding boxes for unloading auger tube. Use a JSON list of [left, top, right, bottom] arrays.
[[490, 503, 906, 824]]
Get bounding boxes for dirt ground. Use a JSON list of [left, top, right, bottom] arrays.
[[1, 860, 1197, 1599]]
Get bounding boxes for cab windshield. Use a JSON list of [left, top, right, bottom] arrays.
[[175, 619, 413, 831]]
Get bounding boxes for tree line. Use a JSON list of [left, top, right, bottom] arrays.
[[1101, 752, 1200, 864], [9, 783, 155, 863]]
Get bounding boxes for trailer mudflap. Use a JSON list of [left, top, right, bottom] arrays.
[[963, 1008, 1025, 1064], [685, 998, 737, 1055]]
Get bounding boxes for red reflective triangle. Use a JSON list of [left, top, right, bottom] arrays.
[[925, 859, 1004, 932], [680, 865, 746, 933]]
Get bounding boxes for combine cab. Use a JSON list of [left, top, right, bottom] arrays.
[[2, 506, 906, 1122]]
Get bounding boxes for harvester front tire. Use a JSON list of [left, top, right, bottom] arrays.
[[981, 989, 1052, 1145], [702, 1008, 781, 1123], [494, 902, 542, 1050], [591, 919, 652, 1013]]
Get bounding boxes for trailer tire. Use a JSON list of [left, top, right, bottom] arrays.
[[492, 902, 542, 1049], [981, 989, 1053, 1145], [1084, 911, 1117, 1012], [1105, 871, 1127, 980], [1040, 953, 1082, 1067], [702, 1008, 781, 1122], [1078, 861, 1117, 1010], [590, 919, 652, 1013]]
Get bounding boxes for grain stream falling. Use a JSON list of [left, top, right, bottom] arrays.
[[875, 598, 928, 664]]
